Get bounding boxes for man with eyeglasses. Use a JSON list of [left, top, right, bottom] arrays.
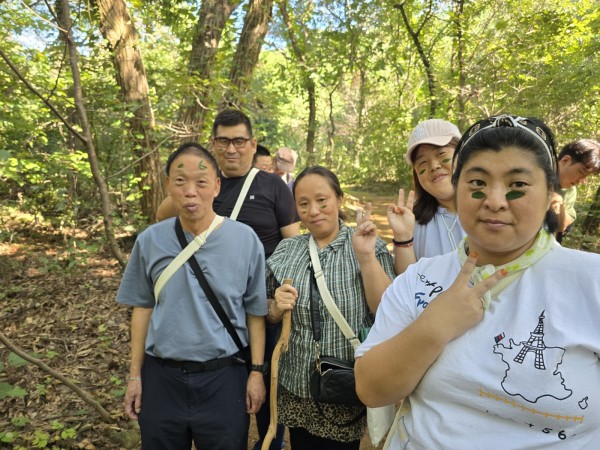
[[156, 109, 299, 449]]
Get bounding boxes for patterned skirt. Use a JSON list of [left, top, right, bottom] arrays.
[[278, 386, 366, 442]]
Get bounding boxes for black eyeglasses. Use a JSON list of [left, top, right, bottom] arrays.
[[213, 137, 252, 150]]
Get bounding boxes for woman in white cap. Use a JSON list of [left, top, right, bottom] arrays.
[[388, 119, 466, 275]]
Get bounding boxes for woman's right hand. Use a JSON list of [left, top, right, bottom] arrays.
[[422, 252, 507, 343], [388, 189, 416, 241], [274, 283, 298, 312]]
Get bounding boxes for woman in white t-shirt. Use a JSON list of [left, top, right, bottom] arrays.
[[389, 119, 466, 275], [355, 115, 600, 449]]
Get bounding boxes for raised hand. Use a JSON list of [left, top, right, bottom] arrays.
[[388, 189, 416, 242], [421, 252, 507, 343], [353, 202, 378, 261]]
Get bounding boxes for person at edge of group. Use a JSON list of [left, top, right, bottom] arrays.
[[265, 166, 395, 449], [156, 110, 300, 450], [273, 147, 298, 191], [387, 119, 466, 276], [550, 138, 600, 243], [117, 144, 267, 449], [254, 144, 274, 173], [355, 114, 600, 449]]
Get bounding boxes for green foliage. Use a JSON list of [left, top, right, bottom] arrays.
[[31, 430, 49, 448], [12, 416, 31, 427], [0, 430, 19, 443], [8, 352, 29, 368], [0, 0, 598, 242], [0, 381, 27, 399]]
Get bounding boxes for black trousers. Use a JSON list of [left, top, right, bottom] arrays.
[[139, 354, 249, 450]]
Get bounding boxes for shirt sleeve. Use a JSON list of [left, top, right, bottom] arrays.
[[273, 177, 300, 227], [563, 187, 577, 221], [243, 231, 268, 315], [115, 236, 155, 308], [355, 264, 418, 358], [375, 237, 395, 279]]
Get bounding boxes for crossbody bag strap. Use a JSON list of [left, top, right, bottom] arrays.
[[308, 236, 361, 350], [229, 167, 259, 220], [173, 218, 246, 353], [309, 265, 321, 344], [154, 215, 223, 302]]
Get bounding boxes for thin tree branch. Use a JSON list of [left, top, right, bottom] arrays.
[[0, 47, 87, 144], [0, 330, 115, 423], [19, 0, 68, 32]]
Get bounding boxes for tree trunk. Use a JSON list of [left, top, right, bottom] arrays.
[[225, 0, 274, 109], [453, 0, 467, 129], [278, 0, 316, 163], [581, 185, 600, 249], [178, 0, 242, 140], [395, 2, 437, 117], [95, 0, 166, 222], [56, 0, 126, 267]]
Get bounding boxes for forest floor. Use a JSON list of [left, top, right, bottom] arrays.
[[0, 190, 396, 450]]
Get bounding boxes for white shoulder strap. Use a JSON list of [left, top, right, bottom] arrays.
[[308, 236, 361, 349], [154, 215, 224, 302], [230, 167, 259, 220]]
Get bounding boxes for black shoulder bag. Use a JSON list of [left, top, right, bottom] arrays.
[[308, 265, 366, 426], [174, 217, 251, 366]]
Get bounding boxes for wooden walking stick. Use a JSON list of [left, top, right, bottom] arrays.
[[261, 278, 293, 450]]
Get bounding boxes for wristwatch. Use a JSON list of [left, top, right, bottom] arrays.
[[249, 363, 268, 374]]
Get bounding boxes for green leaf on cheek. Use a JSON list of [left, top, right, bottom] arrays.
[[442, 158, 451, 164], [418, 169, 426, 175], [471, 191, 486, 199], [506, 191, 525, 200]]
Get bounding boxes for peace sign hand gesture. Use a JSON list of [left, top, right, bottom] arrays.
[[353, 202, 378, 262], [388, 189, 416, 242], [421, 252, 507, 343]]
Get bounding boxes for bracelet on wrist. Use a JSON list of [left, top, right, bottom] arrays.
[[267, 300, 281, 322], [127, 376, 142, 382], [392, 237, 414, 247]]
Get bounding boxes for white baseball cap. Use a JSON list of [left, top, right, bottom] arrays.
[[405, 119, 461, 164]]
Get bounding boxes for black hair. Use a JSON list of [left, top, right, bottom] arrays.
[[558, 139, 600, 174], [451, 115, 559, 232], [293, 165, 347, 221], [256, 144, 270, 156], [411, 137, 460, 225], [165, 142, 218, 176], [212, 109, 253, 137]]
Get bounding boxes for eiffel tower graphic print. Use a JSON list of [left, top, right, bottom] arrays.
[[513, 310, 546, 369]]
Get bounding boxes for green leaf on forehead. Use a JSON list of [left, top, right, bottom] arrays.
[[198, 160, 207, 170], [506, 191, 525, 200], [471, 191, 486, 199], [177, 163, 184, 168]]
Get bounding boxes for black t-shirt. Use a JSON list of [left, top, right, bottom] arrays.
[[214, 170, 298, 258]]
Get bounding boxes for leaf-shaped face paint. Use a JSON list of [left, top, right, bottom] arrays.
[[418, 168, 426, 175], [198, 160, 207, 170], [441, 158, 451, 164], [319, 205, 327, 209], [471, 191, 486, 199], [177, 163, 184, 168], [506, 190, 525, 200]]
